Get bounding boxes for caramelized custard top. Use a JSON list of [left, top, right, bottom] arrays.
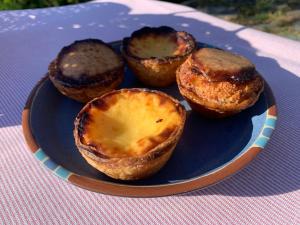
[[57, 39, 123, 80], [124, 26, 196, 59], [79, 89, 185, 158]]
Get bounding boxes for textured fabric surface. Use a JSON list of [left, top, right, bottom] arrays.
[[0, 0, 300, 224]]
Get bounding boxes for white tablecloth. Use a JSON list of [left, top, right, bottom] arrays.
[[0, 0, 299, 224]]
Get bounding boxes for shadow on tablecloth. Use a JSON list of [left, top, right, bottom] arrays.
[[0, 1, 299, 197]]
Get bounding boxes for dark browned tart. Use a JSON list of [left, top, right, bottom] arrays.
[[49, 39, 124, 102], [74, 88, 186, 180], [177, 48, 264, 118], [122, 26, 196, 87]]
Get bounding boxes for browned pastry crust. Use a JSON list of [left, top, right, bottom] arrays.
[[74, 88, 186, 180], [177, 48, 264, 118], [122, 26, 196, 87], [49, 39, 124, 102]]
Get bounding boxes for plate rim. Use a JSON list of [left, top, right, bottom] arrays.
[[22, 46, 277, 198]]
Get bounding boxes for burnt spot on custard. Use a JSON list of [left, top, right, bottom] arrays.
[[227, 69, 258, 84], [156, 118, 163, 123], [159, 96, 170, 106], [157, 127, 175, 140], [77, 110, 93, 143], [136, 138, 159, 155], [192, 65, 257, 84], [122, 26, 196, 61], [136, 126, 175, 155], [90, 99, 110, 111], [49, 39, 124, 88]]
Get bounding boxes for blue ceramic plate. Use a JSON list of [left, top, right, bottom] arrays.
[[22, 41, 277, 197]]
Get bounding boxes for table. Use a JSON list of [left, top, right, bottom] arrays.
[[0, 0, 299, 224]]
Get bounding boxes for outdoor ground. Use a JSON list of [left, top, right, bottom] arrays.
[[195, 2, 300, 41]]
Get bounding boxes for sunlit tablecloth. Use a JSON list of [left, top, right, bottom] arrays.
[[0, 0, 299, 224]]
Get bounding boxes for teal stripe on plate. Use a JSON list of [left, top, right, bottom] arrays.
[[255, 136, 269, 148], [44, 158, 58, 170], [34, 148, 47, 161], [265, 118, 277, 128], [263, 127, 274, 138], [55, 167, 71, 180]]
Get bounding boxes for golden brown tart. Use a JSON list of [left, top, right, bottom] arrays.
[[177, 48, 264, 118], [74, 88, 186, 180], [49, 39, 124, 102], [122, 26, 196, 87]]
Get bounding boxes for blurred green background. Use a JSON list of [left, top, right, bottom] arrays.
[[0, 0, 299, 41]]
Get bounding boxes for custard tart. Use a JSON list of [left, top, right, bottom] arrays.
[[74, 88, 186, 180], [49, 39, 124, 102], [177, 48, 264, 118], [122, 26, 196, 87]]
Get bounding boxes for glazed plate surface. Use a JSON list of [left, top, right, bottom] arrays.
[[22, 41, 277, 197]]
